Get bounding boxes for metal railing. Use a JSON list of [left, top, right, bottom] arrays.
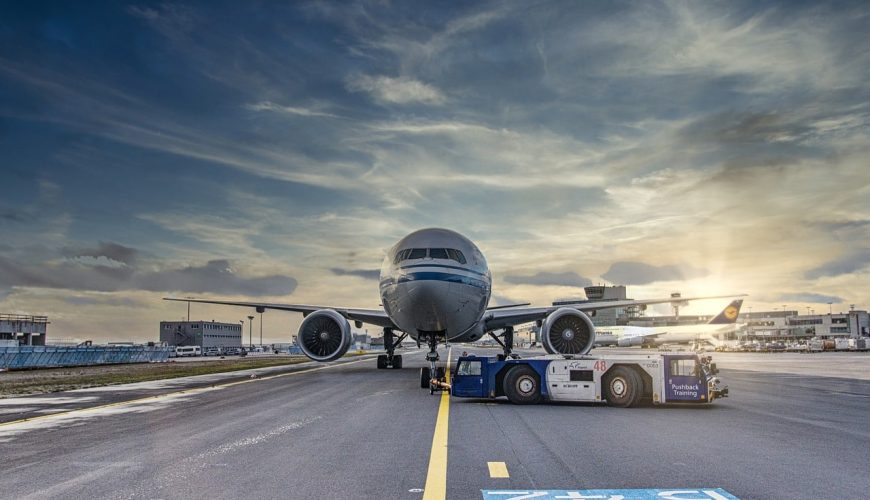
[[0, 345, 172, 370], [0, 314, 49, 323]]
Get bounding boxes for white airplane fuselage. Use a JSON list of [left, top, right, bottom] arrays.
[[600, 323, 741, 346], [379, 228, 492, 342]]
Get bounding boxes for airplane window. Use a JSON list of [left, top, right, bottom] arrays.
[[447, 249, 467, 264], [393, 250, 407, 264], [429, 248, 448, 259], [407, 248, 427, 259]]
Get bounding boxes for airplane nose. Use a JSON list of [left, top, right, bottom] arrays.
[[404, 279, 452, 331]]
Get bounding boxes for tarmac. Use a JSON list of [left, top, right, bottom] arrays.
[[0, 348, 868, 499]]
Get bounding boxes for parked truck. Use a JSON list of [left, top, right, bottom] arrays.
[[451, 352, 728, 407]]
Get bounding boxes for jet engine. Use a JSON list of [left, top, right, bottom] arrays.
[[541, 308, 596, 355], [296, 309, 353, 362], [617, 336, 648, 348]]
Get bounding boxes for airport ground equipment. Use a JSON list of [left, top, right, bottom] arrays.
[[451, 352, 728, 407]]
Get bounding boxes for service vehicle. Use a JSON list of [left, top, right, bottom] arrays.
[[174, 345, 202, 357], [451, 352, 728, 407], [203, 346, 222, 356]]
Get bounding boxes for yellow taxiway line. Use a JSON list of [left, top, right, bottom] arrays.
[[423, 347, 452, 500]]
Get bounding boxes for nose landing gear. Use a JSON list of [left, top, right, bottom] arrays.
[[420, 333, 450, 394]]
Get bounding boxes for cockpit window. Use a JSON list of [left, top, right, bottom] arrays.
[[393, 249, 411, 264], [407, 248, 427, 260], [429, 248, 449, 259], [447, 249, 467, 264], [395, 248, 467, 264]]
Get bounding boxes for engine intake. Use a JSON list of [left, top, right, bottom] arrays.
[[297, 309, 352, 362], [541, 308, 596, 355]]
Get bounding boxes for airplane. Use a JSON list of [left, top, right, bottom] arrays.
[[166, 228, 742, 391], [595, 299, 744, 348]]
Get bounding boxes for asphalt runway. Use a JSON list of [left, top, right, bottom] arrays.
[[1, 348, 869, 499]]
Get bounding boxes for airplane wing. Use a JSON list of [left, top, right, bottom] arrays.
[[163, 297, 395, 328], [483, 294, 744, 331]]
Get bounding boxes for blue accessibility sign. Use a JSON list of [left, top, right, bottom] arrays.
[[481, 489, 739, 500]]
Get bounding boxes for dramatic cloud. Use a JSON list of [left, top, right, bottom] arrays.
[[602, 262, 708, 285], [778, 293, 844, 304], [330, 268, 380, 280], [504, 271, 593, 288], [804, 249, 870, 279]]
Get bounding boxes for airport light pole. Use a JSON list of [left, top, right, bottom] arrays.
[[747, 306, 753, 342], [185, 296, 194, 322], [259, 310, 263, 347], [248, 315, 255, 348]]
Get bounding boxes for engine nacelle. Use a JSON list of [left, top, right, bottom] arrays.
[[296, 309, 353, 362], [541, 308, 596, 355], [617, 335, 648, 348]]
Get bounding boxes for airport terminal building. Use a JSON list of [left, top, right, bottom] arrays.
[[742, 309, 869, 341], [159, 321, 242, 349], [0, 314, 48, 346]]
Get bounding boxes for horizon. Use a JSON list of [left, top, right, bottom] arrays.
[[1, 1, 868, 343]]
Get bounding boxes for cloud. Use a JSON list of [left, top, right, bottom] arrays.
[[602, 261, 708, 285], [489, 294, 528, 307], [137, 260, 297, 295], [62, 241, 138, 265], [778, 293, 844, 304], [804, 249, 870, 279], [0, 208, 31, 223], [0, 255, 297, 296], [330, 268, 380, 280], [504, 271, 592, 288], [345, 74, 445, 105], [63, 295, 146, 307], [244, 101, 337, 118]]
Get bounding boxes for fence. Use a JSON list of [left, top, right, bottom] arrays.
[[0, 345, 173, 370]]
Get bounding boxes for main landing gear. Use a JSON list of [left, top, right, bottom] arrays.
[[488, 326, 519, 360], [419, 333, 450, 394], [376, 327, 408, 370]]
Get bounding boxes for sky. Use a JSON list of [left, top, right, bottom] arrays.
[[1, 1, 868, 343]]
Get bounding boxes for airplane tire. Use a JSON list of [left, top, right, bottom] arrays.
[[604, 366, 642, 407], [392, 355, 403, 369], [420, 367, 430, 388], [376, 354, 387, 369], [503, 365, 542, 405]]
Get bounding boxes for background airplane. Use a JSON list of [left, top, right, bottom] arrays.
[[595, 299, 744, 348], [167, 228, 742, 391]]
